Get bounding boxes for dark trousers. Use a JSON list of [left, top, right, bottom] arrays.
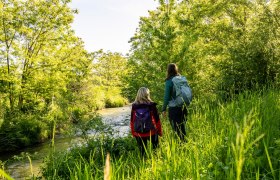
[[135, 135, 159, 156], [168, 106, 187, 141]]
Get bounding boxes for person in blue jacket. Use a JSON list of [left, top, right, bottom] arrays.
[[162, 63, 187, 141]]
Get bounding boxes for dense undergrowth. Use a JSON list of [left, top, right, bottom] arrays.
[[34, 88, 280, 180], [0, 93, 127, 153]]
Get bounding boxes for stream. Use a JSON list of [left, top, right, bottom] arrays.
[[0, 105, 131, 179]]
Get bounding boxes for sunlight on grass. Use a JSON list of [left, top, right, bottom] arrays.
[[38, 88, 280, 179], [0, 168, 14, 180]]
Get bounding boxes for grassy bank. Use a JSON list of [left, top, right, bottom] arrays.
[[2, 88, 279, 179], [41, 88, 279, 179]]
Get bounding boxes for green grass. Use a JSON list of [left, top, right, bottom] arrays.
[[0, 168, 14, 180], [37, 88, 280, 179]]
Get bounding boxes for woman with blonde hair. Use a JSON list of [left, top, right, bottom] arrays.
[[130, 87, 162, 155]]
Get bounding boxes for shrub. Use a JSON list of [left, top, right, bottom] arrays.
[[0, 112, 49, 152], [41, 136, 137, 179], [105, 88, 128, 108]]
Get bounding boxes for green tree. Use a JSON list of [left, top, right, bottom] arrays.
[[90, 50, 128, 108], [0, 0, 92, 151], [92, 50, 128, 88], [126, 0, 280, 103], [126, 0, 181, 102]]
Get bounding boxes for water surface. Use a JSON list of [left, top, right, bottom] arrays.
[[0, 105, 131, 179]]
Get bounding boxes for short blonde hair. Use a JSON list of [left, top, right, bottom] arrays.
[[134, 87, 153, 104]]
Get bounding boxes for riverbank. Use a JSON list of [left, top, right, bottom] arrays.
[[1, 105, 131, 179], [40, 89, 280, 179]]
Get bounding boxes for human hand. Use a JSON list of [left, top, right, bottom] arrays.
[[161, 111, 166, 117]]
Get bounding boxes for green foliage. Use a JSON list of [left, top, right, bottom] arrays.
[[41, 136, 137, 179], [92, 50, 128, 87], [0, 168, 13, 180], [0, 0, 88, 111], [41, 88, 280, 179], [105, 88, 128, 108], [90, 50, 129, 107], [126, 0, 280, 104], [0, 0, 131, 152], [0, 112, 48, 152], [1, 0, 280, 178]]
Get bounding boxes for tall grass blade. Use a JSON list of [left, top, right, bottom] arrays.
[[264, 142, 276, 179], [104, 153, 111, 180], [27, 155, 33, 177], [0, 169, 14, 180]]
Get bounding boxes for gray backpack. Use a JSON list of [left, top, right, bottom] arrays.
[[168, 76, 192, 107]]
